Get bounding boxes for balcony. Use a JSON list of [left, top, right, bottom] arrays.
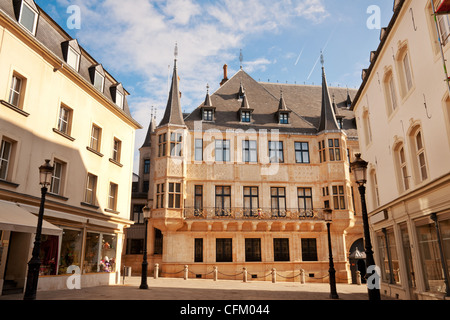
[[183, 207, 325, 221]]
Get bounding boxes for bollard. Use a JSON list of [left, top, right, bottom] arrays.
[[272, 268, 276, 283], [243, 268, 248, 283], [213, 266, 218, 281], [154, 264, 159, 279], [300, 269, 306, 284], [184, 265, 189, 280], [356, 271, 361, 285]]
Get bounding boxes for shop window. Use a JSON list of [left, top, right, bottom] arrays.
[[83, 232, 117, 273], [58, 229, 83, 274], [377, 228, 401, 285], [400, 223, 416, 288], [83, 232, 100, 273], [38, 235, 59, 276], [100, 234, 117, 273]]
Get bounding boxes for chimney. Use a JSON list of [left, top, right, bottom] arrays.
[[220, 64, 229, 86]]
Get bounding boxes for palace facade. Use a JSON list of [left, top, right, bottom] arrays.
[[127, 56, 365, 283]]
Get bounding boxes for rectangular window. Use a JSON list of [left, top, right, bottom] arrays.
[[116, 90, 124, 109], [67, 47, 80, 71], [319, 140, 326, 163], [332, 185, 345, 210], [195, 238, 203, 263], [415, 131, 428, 181], [158, 133, 167, 157], [274, 238, 290, 261], [194, 185, 203, 213], [243, 140, 257, 163], [389, 76, 398, 112], [8, 74, 24, 108], [328, 139, 341, 161], [156, 183, 165, 209], [203, 110, 213, 121], [215, 140, 230, 162], [245, 238, 261, 262], [84, 173, 97, 205], [0, 139, 13, 181], [168, 182, 181, 209], [143, 180, 149, 193], [112, 138, 121, 162], [403, 53, 413, 92], [90, 125, 102, 152], [108, 183, 118, 211], [170, 132, 183, 157], [271, 187, 286, 217], [57, 105, 72, 135], [279, 113, 289, 124], [301, 238, 318, 261], [19, 2, 38, 34], [215, 186, 231, 216], [195, 139, 203, 161], [50, 160, 66, 196], [132, 205, 145, 224], [269, 141, 284, 163], [243, 187, 259, 216], [399, 146, 410, 191], [298, 188, 313, 212], [241, 111, 251, 123], [94, 71, 104, 92], [295, 142, 310, 164], [216, 238, 232, 262], [143, 159, 150, 174]]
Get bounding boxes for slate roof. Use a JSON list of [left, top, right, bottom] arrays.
[[159, 60, 186, 127], [184, 69, 358, 138]]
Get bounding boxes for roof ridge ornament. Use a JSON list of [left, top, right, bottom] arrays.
[[239, 49, 244, 69]]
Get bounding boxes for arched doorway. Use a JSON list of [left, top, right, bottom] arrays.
[[349, 238, 367, 284]]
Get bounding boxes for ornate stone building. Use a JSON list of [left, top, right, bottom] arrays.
[[133, 54, 364, 283]]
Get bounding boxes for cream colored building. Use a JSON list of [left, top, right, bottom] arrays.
[[0, 1, 141, 295], [137, 55, 365, 284], [352, 0, 450, 300]]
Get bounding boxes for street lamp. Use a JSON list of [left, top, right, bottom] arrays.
[[140, 206, 151, 289], [324, 208, 339, 300], [351, 153, 381, 301], [23, 160, 54, 300]]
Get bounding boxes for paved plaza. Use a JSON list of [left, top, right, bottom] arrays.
[[0, 276, 392, 301]]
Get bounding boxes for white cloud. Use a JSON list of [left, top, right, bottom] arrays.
[[295, 0, 330, 23]]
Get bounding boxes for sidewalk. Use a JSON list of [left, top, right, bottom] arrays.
[[0, 276, 394, 301]]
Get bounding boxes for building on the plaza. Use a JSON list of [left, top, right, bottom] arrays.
[[352, 0, 450, 300], [137, 52, 365, 284], [0, 0, 141, 295]]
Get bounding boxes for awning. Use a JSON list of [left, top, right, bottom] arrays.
[[436, 0, 450, 15], [0, 200, 62, 236]]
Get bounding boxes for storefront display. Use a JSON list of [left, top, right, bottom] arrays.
[[38, 235, 59, 276], [58, 229, 82, 274]]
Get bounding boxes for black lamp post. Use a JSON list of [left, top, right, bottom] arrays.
[[23, 160, 54, 300], [139, 206, 151, 289], [324, 208, 339, 299], [351, 153, 381, 301]]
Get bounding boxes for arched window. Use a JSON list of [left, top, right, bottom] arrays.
[[383, 69, 398, 116], [370, 168, 380, 208], [362, 108, 373, 146], [396, 43, 414, 98]]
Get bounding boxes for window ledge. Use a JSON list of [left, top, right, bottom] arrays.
[[109, 158, 123, 167], [47, 192, 69, 201], [80, 201, 99, 210], [0, 100, 30, 117], [105, 208, 120, 214], [86, 146, 104, 157], [0, 179, 19, 188], [53, 128, 75, 142]]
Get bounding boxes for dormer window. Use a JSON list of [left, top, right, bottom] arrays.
[[19, 1, 38, 35], [62, 40, 81, 72], [203, 109, 214, 121], [89, 64, 105, 93], [241, 111, 251, 123], [116, 90, 124, 109], [279, 113, 289, 124], [94, 71, 104, 92], [67, 47, 80, 71]]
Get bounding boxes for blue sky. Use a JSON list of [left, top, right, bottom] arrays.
[[35, 0, 394, 172]]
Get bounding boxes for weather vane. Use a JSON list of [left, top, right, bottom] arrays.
[[320, 51, 324, 68], [174, 42, 178, 61]]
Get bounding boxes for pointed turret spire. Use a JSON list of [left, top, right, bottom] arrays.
[[159, 44, 185, 127], [278, 89, 288, 111], [204, 84, 213, 108], [141, 107, 156, 148], [318, 54, 340, 132]]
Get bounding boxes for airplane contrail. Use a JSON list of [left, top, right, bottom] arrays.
[[295, 46, 305, 66]]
